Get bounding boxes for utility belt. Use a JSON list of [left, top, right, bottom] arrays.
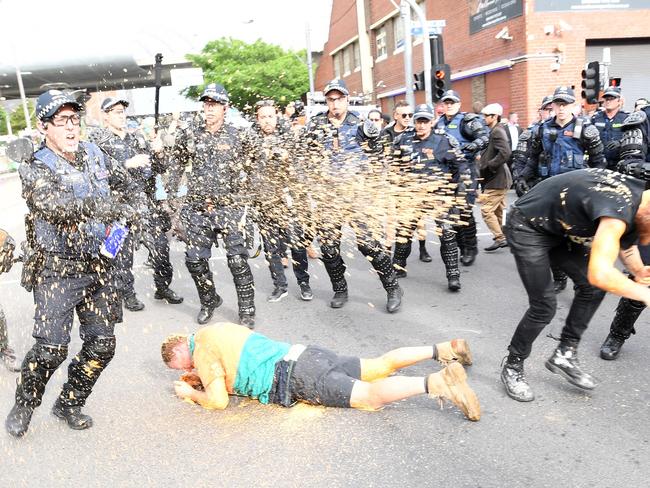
[[268, 344, 306, 407]]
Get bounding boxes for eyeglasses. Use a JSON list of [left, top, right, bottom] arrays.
[[49, 114, 81, 127], [326, 96, 346, 104], [399, 113, 414, 118]]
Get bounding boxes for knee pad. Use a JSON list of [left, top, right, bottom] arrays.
[[83, 335, 116, 364], [31, 342, 69, 370], [227, 254, 248, 272], [186, 259, 210, 276]]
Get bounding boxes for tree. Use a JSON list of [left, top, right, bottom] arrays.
[[186, 38, 311, 112], [0, 101, 36, 136]]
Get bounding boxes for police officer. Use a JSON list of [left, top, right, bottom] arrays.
[[518, 86, 606, 294], [435, 90, 489, 266], [391, 104, 465, 291], [5, 90, 132, 437], [591, 86, 628, 170], [0, 229, 19, 372], [169, 83, 257, 328], [512, 95, 554, 194], [306, 79, 402, 312], [93, 97, 183, 310], [251, 100, 312, 302], [599, 102, 650, 360]]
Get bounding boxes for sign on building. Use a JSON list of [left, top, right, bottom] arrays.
[[469, 0, 524, 34], [536, 0, 650, 11]]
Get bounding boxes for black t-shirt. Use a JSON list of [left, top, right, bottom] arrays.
[[515, 168, 646, 248]]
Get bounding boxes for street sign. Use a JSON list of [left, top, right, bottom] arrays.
[[410, 19, 446, 36]]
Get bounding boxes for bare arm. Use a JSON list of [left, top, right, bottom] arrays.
[[588, 217, 650, 304], [174, 375, 230, 410]]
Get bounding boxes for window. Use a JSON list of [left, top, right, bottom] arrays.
[[353, 42, 361, 71], [394, 16, 404, 51], [343, 46, 351, 76], [376, 27, 387, 60], [333, 52, 341, 79]]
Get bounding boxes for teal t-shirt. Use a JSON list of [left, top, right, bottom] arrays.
[[233, 333, 290, 404]]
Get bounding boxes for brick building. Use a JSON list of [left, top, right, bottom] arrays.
[[315, 0, 650, 126]]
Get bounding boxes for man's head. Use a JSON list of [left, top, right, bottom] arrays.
[[508, 112, 518, 125], [199, 83, 229, 127], [161, 334, 192, 371], [440, 90, 462, 118], [35, 90, 83, 157], [367, 109, 383, 132], [602, 86, 622, 115], [634, 98, 649, 112], [550, 86, 576, 124], [481, 103, 503, 128], [392, 100, 413, 130], [539, 96, 554, 121], [324, 79, 349, 119], [101, 97, 129, 132], [256, 100, 278, 135], [413, 104, 434, 139]]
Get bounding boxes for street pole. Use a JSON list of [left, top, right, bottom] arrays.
[[402, 0, 432, 106], [601, 47, 611, 89], [401, 1, 415, 108], [305, 20, 315, 106], [15, 65, 32, 133]]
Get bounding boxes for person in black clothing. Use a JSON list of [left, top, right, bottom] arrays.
[[391, 104, 466, 291], [501, 169, 650, 402], [93, 97, 183, 311], [591, 86, 628, 170], [169, 84, 258, 328]]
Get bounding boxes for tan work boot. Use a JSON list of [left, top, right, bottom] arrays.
[[435, 339, 473, 366], [427, 363, 481, 421]]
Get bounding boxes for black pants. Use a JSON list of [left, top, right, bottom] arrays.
[[505, 207, 607, 359], [260, 218, 309, 288]]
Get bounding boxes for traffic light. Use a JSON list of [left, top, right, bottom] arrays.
[[413, 71, 425, 91], [432, 64, 451, 102], [609, 77, 621, 87], [581, 61, 600, 104]]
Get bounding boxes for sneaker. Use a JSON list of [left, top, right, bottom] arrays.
[[545, 345, 597, 390], [268, 287, 289, 303], [435, 339, 473, 366], [484, 239, 508, 252], [299, 282, 313, 301], [427, 363, 481, 421], [501, 360, 535, 402], [124, 294, 145, 312], [0, 347, 20, 372]]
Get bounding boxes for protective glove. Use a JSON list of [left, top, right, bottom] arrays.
[[515, 179, 530, 197], [462, 142, 479, 154], [605, 140, 621, 152], [0, 229, 16, 274]]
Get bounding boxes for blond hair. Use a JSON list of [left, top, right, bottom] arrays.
[[161, 334, 187, 364]]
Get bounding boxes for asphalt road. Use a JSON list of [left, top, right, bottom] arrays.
[[0, 172, 648, 487]]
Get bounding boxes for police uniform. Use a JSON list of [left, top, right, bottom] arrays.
[[305, 79, 402, 313], [391, 104, 465, 291], [6, 90, 132, 437], [249, 119, 311, 301], [0, 229, 19, 371], [599, 105, 650, 360], [170, 84, 257, 327], [435, 90, 489, 266], [591, 87, 628, 170], [92, 98, 182, 310]]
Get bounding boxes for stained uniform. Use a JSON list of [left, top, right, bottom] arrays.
[[169, 84, 257, 328], [6, 90, 134, 437]]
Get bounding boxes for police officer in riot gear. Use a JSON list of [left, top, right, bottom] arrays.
[[251, 99, 312, 302], [435, 90, 489, 266], [93, 97, 183, 310], [591, 86, 628, 170], [518, 87, 606, 294], [0, 229, 20, 372], [392, 104, 465, 291], [169, 83, 257, 328], [600, 104, 650, 360], [5, 90, 132, 437], [512, 95, 554, 196], [306, 79, 402, 312]]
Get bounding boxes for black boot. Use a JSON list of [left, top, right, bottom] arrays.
[[187, 260, 222, 325], [5, 404, 34, 438], [6, 343, 68, 437], [393, 240, 411, 278], [154, 287, 184, 304], [52, 401, 93, 430], [321, 245, 349, 308], [600, 297, 644, 360], [545, 344, 597, 390], [460, 247, 478, 266], [55, 336, 116, 430], [447, 276, 461, 291], [124, 294, 145, 311], [419, 240, 432, 262], [386, 285, 403, 313], [552, 266, 568, 294], [459, 216, 478, 266], [440, 229, 460, 291], [229, 255, 256, 329], [501, 356, 534, 402]]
